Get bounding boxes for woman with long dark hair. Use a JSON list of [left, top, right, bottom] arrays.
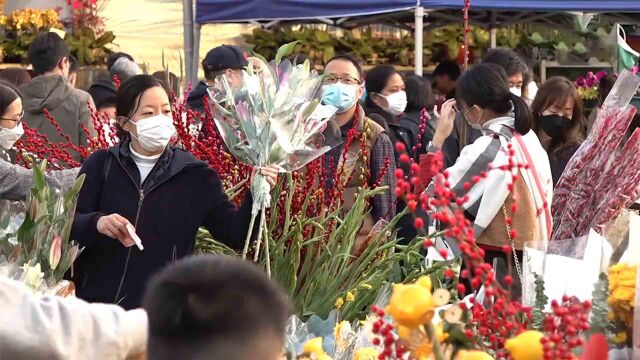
[[419, 63, 553, 270], [530, 76, 583, 186], [70, 75, 278, 309]]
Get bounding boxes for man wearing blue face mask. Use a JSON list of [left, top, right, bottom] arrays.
[[321, 54, 396, 249]]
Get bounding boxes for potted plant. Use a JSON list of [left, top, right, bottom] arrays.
[[0, 8, 62, 63]]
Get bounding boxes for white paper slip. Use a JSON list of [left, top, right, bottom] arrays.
[[126, 224, 144, 251]]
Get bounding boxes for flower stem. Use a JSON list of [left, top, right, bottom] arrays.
[[253, 206, 267, 262], [425, 322, 445, 360], [242, 212, 258, 259]]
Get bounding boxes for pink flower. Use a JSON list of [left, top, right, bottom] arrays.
[[71, 1, 81, 9], [595, 70, 608, 81], [576, 77, 586, 88], [49, 235, 62, 271]]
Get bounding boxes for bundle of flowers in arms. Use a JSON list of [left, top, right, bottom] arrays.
[[0, 160, 85, 296]]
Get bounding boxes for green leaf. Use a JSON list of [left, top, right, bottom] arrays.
[[275, 41, 299, 64]]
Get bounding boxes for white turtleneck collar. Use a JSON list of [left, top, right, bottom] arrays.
[[129, 144, 161, 183]]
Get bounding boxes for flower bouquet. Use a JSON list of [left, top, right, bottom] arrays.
[[553, 70, 640, 241], [208, 41, 342, 270], [0, 160, 85, 295]]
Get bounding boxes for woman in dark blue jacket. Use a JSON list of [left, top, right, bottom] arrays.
[[70, 75, 278, 309]]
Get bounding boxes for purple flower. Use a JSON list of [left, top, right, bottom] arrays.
[[595, 70, 608, 81]]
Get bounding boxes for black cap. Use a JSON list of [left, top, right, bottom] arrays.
[[202, 45, 248, 72]]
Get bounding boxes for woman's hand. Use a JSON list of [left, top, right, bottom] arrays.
[[256, 165, 280, 188], [433, 99, 457, 149], [97, 214, 135, 247]]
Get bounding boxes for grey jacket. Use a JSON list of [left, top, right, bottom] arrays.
[[20, 75, 95, 161], [0, 160, 79, 201]]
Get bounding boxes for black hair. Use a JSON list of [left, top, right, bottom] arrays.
[[364, 65, 399, 111], [69, 55, 78, 73], [288, 53, 312, 66], [0, 80, 21, 118], [405, 74, 434, 113], [107, 52, 135, 70], [27, 32, 70, 76], [482, 48, 528, 78], [456, 63, 532, 134], [115, 74, 170, 139], [433, 60, 461, 81], [144, 255, 290, 360], [325, 54, 363, 80]]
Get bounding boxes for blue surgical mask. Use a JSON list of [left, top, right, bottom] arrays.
[[322, 83, 358, 113]]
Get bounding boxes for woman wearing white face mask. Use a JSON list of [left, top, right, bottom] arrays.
[[363, 65, 407, 131], [0, 81, 79, 200], [70, 75, 279, 310], [417, 64, 553, 290]]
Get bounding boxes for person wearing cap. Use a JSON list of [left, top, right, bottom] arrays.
[[187, 44, 248, 115]]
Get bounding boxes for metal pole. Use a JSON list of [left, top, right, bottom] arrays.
[[193, 24, 202, 85], [490, 11, 497, 49], [414, 6, 424, 76], [182, 0, 194, 85]]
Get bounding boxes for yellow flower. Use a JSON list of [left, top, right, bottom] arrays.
[[346, 291, 355, 302], [455, 350, 495, 360], [612, 331, 628, 345], [386, 276, 435, 328], [354, 347, 379, 360], [302, 338, 332, 360], [335, 297, 344, 309], [360, 283, 372, 290], [505, 330, 544, 360]]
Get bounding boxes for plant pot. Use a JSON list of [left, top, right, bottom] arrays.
[[75, 66, 108, 91]]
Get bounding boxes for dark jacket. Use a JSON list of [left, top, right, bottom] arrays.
[[70, 141, 253, 309], [20, 75, 94, 161], [549, 144, 581, 187], [187, 81, 209, 114]]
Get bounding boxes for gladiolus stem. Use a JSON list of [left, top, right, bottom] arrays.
[[242, 212, 258, 259]]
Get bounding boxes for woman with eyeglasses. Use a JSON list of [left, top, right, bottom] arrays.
[[418, 64, 553, 290], [0, 80, 78, 200]]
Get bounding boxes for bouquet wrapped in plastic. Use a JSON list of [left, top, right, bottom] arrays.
[[0, 160, 85, 295], [552, 70, 640, 240], [208, 42, 341, 269]]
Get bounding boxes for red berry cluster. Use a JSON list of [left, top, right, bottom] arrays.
[[541, 297, 591, 360], [370, 305, 407, 360]]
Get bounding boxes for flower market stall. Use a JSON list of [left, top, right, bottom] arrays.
[[3, 31, 640, 358]]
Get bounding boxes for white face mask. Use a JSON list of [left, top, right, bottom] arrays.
[[0, 123, 24, 150], [130, 114, 175, 153], [509, 86, 522, 97], [379, 91, 407, 116]]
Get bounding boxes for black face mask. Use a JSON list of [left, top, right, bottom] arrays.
[[539, 114, 571, 138]]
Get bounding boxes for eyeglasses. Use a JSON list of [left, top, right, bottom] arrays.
[[0, 110, 24, 125], [323, 75, 361, 86]]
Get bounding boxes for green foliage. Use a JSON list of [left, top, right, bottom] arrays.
[[197, 174, 430, 322], [65, 27, 115, 66], [588, 273, 612, 337], [0, 160, 85, 289], [530, 273, 548, 331]]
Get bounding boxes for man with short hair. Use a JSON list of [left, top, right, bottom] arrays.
[[433, 60, 461, 100], [187, 44, 248, 115], [321, 54, 396, 245], [109, 56, 142, 84], [20, 32, 94, 160], [143, 255, 289, 360]]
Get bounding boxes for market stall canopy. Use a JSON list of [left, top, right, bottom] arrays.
[[195, 0, 418, 24], [418, 0, 640, 12]]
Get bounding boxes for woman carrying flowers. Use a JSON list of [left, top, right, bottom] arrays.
[[70, 75, 279, 309]]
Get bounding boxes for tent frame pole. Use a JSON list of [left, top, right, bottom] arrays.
[[490, 11, 497, 49], [414, 5, 424, 76], [183, 0, 195, 85], [193, 24, 201, 86]]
